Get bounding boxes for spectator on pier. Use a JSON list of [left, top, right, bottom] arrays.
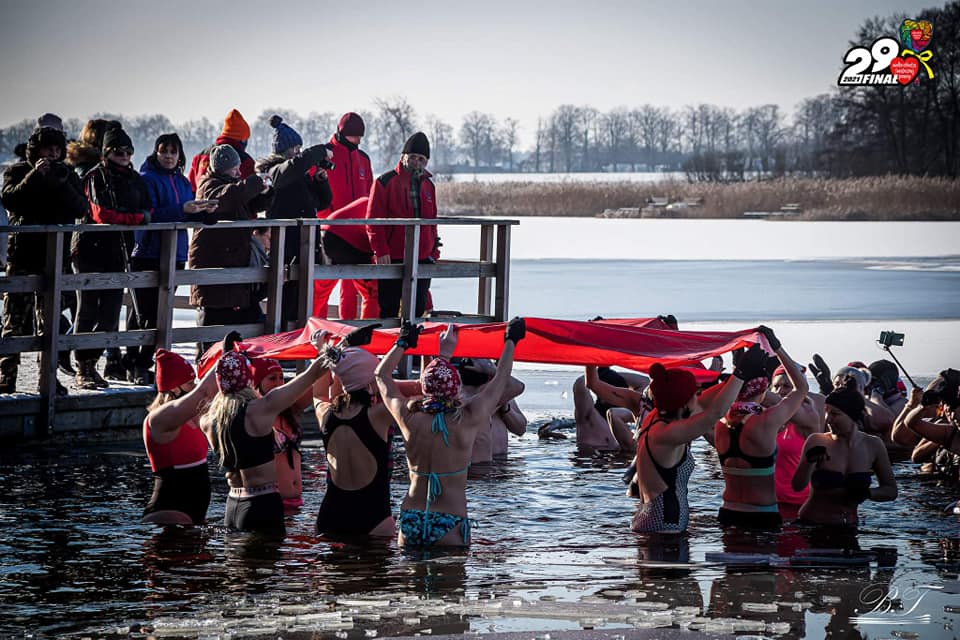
[[312, 324, 401, 538], [376, 319, 524, 546], [128, 134, 216, 385], [255, 116, 333, 328], [74, 126, 151, 390], [142, 349, 216, 525], [187, 109, 255, 191], [202, 330, 332, 532], [319, 197, 380, 319], [713, 326, 808, 529], [791, 381, 898, 527], [455, 357, 527, 464], [366, 132, 440, 319], [189, 144, 272, 360], [314, 112, 375, 320], [631, 344, 768, 533], [0, 127, 88, 395]]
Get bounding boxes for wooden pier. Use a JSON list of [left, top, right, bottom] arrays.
[[0, 216, 517, 442]]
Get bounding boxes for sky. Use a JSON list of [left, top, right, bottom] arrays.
[[0, 0, 936, 145]]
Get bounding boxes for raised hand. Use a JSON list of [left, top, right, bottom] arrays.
[[222, 331, 243, 353], [342, 323, 381, 347], [396, 320, 422, 350], [505, 317, 526, 344], [438, 323, 458, 359], [809, 354, 833, 394], [757, 325, 781, 352]]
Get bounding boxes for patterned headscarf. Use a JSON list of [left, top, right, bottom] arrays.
[[737, 376, 769, 401], [216, 350, 253, 394], [421, 357, 461, 403]]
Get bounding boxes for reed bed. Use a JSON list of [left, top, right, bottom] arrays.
[[436, 176, 960, 220]]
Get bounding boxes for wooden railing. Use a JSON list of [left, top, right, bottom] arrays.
[[0, 216, 517, 437]]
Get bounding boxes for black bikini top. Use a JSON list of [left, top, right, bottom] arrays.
[[718, 422, 776, 470], [229, 404, 275, 470], [811, 469, 872, 490]]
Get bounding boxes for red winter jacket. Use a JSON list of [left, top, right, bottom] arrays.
[[187, 136, 256, 192], [322, 197, 371, 252], [365, 163, 439, 262], [319, 134, 373, 216]]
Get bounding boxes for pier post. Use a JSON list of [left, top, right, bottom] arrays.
[[494, 223, 511, 321], [264, 225, 286, 334], [478, 224, 494, 316], [155, 228, 178, 353], [38, 231, 65, 437]]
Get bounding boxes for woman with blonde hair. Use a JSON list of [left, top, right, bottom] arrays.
[[202, 331, 332, 532]]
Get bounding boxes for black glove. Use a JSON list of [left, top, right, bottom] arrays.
[[590, 315, 604, 322], [139, 210, 152, 225], [505, 317, 526, 344], [805, 444, 828, 464], [757, 325, 781, 352], [657, 314, 678, 328], [763, 354, 781, 379], [223, 331, 242, 353], [732, 343, 767, 380], [343, 323, 382, 347], [302, 144, 330, 165], [845, 482, 871, 504], [809, 353, 833, 395], [396, 321, 421, 349]]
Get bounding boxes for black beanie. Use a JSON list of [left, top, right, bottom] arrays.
[[102, 126, 133, 154], [402, 131, 430, 159], [825, 384, 865, 423], [26, 127, 67, 164]]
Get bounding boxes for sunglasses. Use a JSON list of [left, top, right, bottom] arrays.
[[110, 148, 133, 156]]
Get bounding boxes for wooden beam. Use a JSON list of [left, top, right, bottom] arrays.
[[154, 228, 178, 352], [495, 223, 511, 321], [478, 224, 495, 316], [264, 226, 286, 334], [170, 323, 266, 345], [297, 223, 316, 329], [38, 231, 65, 437], [175, 267, 269, 286], [61, 271, 158, 291]]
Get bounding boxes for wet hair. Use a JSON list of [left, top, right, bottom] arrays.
[[153, 132, 186, 169], [331, 388, 373, 414], [201, 387, 258, 470]]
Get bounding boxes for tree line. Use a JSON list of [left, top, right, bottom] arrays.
[[1, 2, 956, 181]]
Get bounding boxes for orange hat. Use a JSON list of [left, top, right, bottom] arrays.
[[221, 109, 250, 142]]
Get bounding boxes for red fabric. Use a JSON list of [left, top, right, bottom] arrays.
[[87, 200, 146, 225], [319, 136, 373, 216], [321, 197, 372, 252], [197, 317, 761, 380], [143, 418, 209, 472], [365, 163, 438, 261], [155, 349, 195, 392]]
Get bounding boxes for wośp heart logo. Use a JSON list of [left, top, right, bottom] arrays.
[[838, 19, 934, 87]]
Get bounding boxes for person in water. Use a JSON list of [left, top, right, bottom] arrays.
[[714, 326, 808, 529], [250, 357, 309, 511], [457, 357, 527, 464], [771, 363, 825, 520], [312, 323, 399, 537], [142, 349, 217, 525], [791, 382, 898, 527], [580, 366, 650, 453], [375, 318, 525, 547], [632, 343, 769, 534], [202, 331, 332, 532]]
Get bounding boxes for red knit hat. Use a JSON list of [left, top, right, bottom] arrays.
[[420, 357, 461, 401], [216, 350, 253, 394], [338, 112, 365, 137], [221, 109, 250, 142], [155, 349, 195, 392], [648, 363, 698, 413], [250, 357, 282, 389]]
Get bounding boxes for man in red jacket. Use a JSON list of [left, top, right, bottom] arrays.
[[187, 109, 255, 191], [365, 132, 439, 319], [313, 112, 375, 319]]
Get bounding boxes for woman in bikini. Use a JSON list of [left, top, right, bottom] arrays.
[[375, 318, 525, 547], [714, 326, 808, 529], [792, 382, 898, 527], [312, 324, 399, 538], [631, 343, 769, 533], [250, 357, 309, 511], [202, 331, 332, 532], [142, 349, 217, 525]]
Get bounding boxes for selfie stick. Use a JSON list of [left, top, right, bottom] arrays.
[[880, 343, 918, 389]]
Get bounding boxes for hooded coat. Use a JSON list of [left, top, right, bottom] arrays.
[[135, 155, 194, 263]]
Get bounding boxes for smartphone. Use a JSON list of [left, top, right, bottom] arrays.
[[879, 331, 905, 347]]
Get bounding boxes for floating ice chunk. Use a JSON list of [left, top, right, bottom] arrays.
[[364, 630, 377, 638], [633, 601, 670, 611], [403, 617, 420, 625], [742, 602, 779, 613], [767, 621, 792, 635], [821, 595, 842, 604]]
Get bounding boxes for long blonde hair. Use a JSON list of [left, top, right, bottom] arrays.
[[201, 388, 258, 469]]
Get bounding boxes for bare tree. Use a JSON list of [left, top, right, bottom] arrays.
[[424, 114, 455, 171], [501, 118, 519, 171], [371, 96, 417, 166], [460, 111, 497, 169]]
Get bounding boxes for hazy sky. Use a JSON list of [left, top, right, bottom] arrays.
[[0, 0, 933, 144]]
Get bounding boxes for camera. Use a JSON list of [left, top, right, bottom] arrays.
[[878, 331, 905, 348]]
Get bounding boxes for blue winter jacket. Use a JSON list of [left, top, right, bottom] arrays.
[[134, 156, 193, 262]]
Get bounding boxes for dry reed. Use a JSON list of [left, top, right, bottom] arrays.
[[436, 176, 960, 220]]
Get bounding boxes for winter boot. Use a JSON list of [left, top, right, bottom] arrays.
[[89, 361, 109, 389], [75, 360, 99, 391], [57, 351, 76, 376], [131, 366, 151, 386], [103, 355, 127, 382], [38, 378, 68, 397]]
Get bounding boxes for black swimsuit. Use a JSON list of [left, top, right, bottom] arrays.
[[316, 407, 393, 536], [224, 404, 284, 532]]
